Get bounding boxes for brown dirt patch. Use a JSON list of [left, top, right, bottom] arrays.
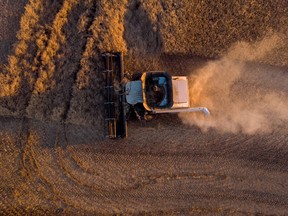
[[1, 1, 288, 215]]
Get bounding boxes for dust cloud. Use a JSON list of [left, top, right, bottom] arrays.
[[179, 34, 288, 135]]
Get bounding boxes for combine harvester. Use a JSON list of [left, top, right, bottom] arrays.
[[102, 52, 210, 138]]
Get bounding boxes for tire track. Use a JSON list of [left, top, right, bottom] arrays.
[[31, 122, 110, 213], [124, 171, 227, 191], [43, 2, 121, 210], [131, 206, 257, 215], [0, 116, 23, 216], [61, 0, 97, 123], [243, 132, 288, 171], [6, 1, 78, 207], [17, 118, 103, 212], [29, 122, 134, 213], [66, 0, 128, 127], [1, 115, 288, 214], [15, 118, 66, 211], [17, 117, 32, 177]]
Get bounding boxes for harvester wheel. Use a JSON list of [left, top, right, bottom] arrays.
[[144, 114, 156, 121]]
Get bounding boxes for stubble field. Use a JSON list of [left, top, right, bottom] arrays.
[[0, 0, 288, 215]]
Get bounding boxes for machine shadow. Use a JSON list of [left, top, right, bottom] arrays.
[[124, 0, 163, 55]]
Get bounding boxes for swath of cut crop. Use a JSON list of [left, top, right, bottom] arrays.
[[67, 0, 128, 127], [65, 1, 102, 127], [60, 1, 97, 124], [26, 0, 80, 122], [179, 34, 288, 135], [0, 0, 51, 114]]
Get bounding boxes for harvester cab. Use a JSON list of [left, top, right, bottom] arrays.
[[102, 52, 210, 138]]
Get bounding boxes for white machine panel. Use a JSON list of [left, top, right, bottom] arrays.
[[171, 76, 190, 108]]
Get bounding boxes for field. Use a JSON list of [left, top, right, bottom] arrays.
[[0, 0, 288, 215]]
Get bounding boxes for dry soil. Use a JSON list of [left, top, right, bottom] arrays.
[[0, 0, 288, 215]]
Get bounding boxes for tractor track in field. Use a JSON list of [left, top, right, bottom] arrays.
[[1, 0, 288, 215], [61, 0, 98, 123], [1, 114, 288, 214], [2, 76, 288, 214]]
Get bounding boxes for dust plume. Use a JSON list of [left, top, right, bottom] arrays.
[[179, 34, 288, 134]]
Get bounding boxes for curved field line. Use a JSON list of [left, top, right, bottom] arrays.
[[61, 0, 98, 122]]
